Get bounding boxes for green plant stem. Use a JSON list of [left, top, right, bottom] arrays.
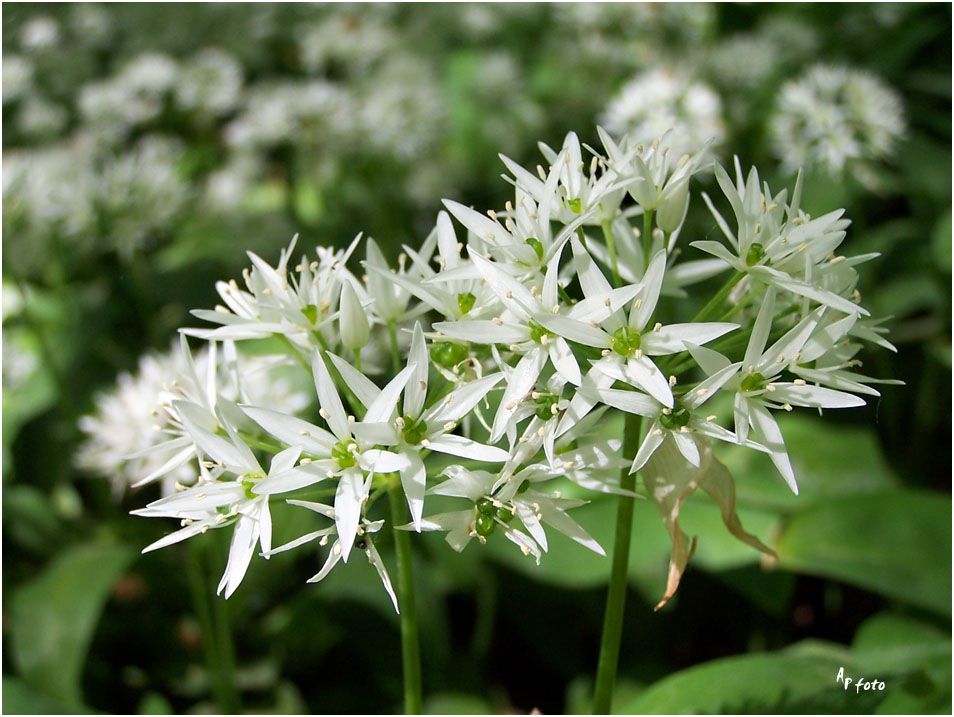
[[387, 320, 402, 375], [593, 412, 642, 715], [354, 348, 362, 373], [690, 271, 744, 324], [388, 485, 423, 714], [601, 220, 621, 287], [277, 334, 311, 372], [186, 543, 240, 713]]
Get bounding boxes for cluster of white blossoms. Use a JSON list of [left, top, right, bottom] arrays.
[[112, 128, 896, 608], [768, 64, 906, 175], [601, 67, 726, 156]]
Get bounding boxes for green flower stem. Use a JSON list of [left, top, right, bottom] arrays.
[[719, 282, 767, 322], [387, 320, 402, 375], [690, 271, 745, 324], [354, 348, 362, 373], [642, 209, 654, 270], [186, 542, 240, 714], [276, 334, 311, 372], [388, 484, 423, 714], [593, 412, 643, 714], [601, 220, 621, 288]]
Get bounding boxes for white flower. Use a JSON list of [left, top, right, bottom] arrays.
[[602, 68, 725, 158], [133, 431, 304, 599], [599, 127, 713, 235], [326, 323, 507, 529], [769, 64, 905, 175], [694, 160, 870, 317], [368, 211, 493, 324], [689, 288, 866, 493], [243, 351, 411, 561], [434, 250, 638, 440], [175, 48, 244, 119], [501, 131, 630, 225], [411, 464, 603, 562], [536, 243, 737, 408], [585, 359, 745, 474], [266, 500, 398, 613]]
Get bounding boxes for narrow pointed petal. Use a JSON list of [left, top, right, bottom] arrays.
[[403, 323, 429, 418], [625, 355, 674, 408], [313, 353, 351, 442], [642, 322, 738, 356], [549, 337, 581, 385], [631, 424, 666, 474], [365, 365, 415, 423], [426, 434, 510, 462], [334, 469, 365, 562], [748, 403, 798, 494], [630, 251, 668, 331], [366, 538, 400, 613], [400, 451, 427, 531], [491, 350, 547, 442]]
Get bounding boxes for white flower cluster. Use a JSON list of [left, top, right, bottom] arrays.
[[601, 67, 726, 157], [769, 64, 906, 175], [116, 128, 895, 608]]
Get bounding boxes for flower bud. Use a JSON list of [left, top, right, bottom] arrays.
[[339, 281, 370, 352], [656, 180, 690, 234]]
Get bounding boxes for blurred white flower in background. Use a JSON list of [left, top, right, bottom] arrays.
[[602, 67, 725, 156], [2, 54, 35, 104], [769, 64, 906, 175], [175, 48, 244, 120], [20, 15, 60, 52], [15, 96, 69, 140], [77, 341, 310, 498], [97, 135, 190, 256]]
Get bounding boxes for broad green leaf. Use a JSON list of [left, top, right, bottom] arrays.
[[775, 490, 951, 616], [10, 541, 136, 707], [1, 676, 99, 715], [853, 612, 951, 674], [620, 640, 870, 714], [720, 415, 898, 513]]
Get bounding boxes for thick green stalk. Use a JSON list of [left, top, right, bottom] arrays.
[[601, 220, 621, 288], [642, 209, 654, 270], [388, 486, 423, 714], [592, 413, 642, 714], [186, 543, 240, 713]]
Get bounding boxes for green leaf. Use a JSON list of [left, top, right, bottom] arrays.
[[10, 541, 136, 708], [720, 415, 898, 513], [775, 490, 951, 616], [1, 676, 99, 715], [620, 640, 872, 714]]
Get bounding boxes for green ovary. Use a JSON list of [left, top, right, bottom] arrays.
[[611, 326, 642, 357], [401, 416, 428, 445], [740, 372, 767, 393], [457, 292, 476, 315], [528, 319, 555, 344], [659, 402, 691, 430], [431, 341, 468, 368], [332, 442, 356, 469]]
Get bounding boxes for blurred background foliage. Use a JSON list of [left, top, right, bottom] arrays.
[[2, 3, 950, 714]]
